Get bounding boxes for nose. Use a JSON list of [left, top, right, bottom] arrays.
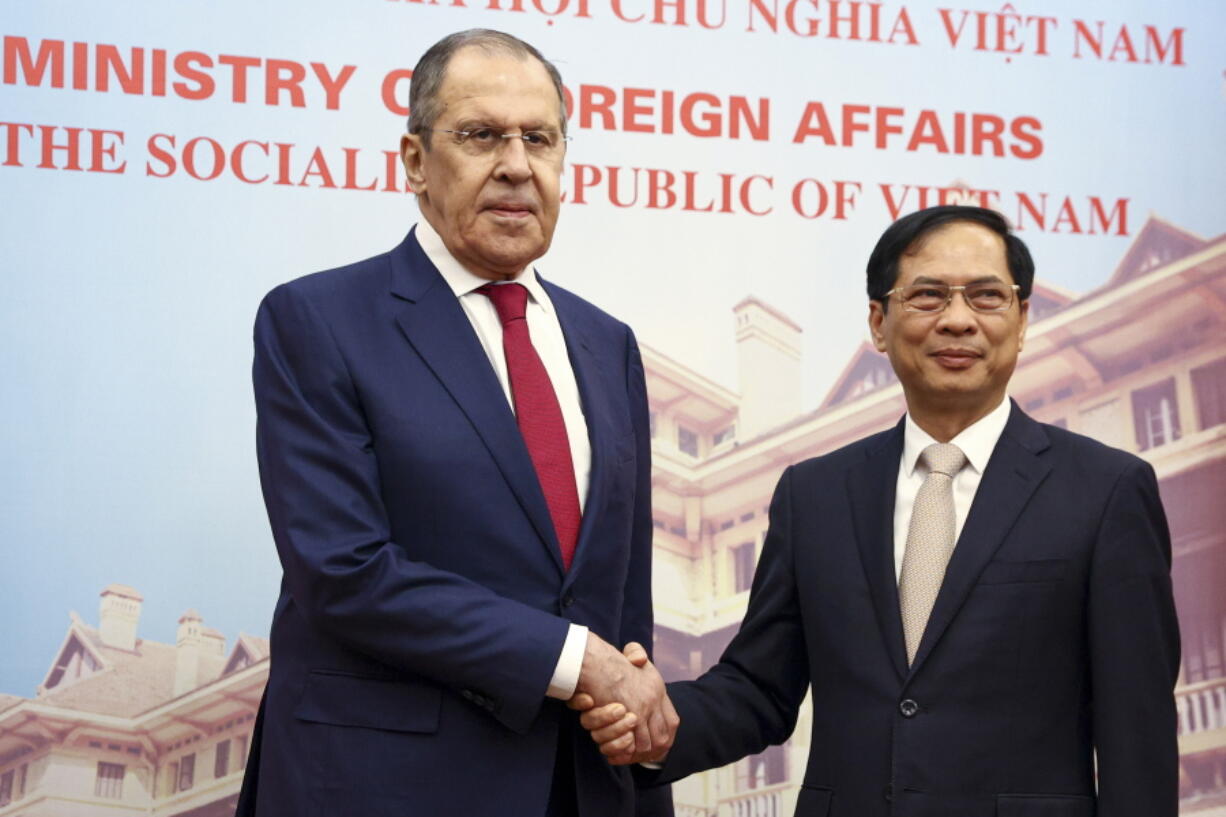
[[494, 135, 533, 185], [936, 290, 978, 334]]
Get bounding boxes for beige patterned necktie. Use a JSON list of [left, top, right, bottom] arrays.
[[899, 442, 968, 666]]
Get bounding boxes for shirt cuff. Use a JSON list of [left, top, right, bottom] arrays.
[[639, 762, 663, 769], [546, 623, 589, 700]]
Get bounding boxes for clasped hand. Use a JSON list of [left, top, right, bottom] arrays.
[[568, 634, 679, 765]]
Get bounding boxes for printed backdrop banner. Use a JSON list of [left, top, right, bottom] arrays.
[[2, 1, 1224, 814]]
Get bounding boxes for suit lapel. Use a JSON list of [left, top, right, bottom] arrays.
[[847, 419, 909, 682], [541, 277, 614, 588], [387, 231, 564, 575], [906, 403, 1052, 680]]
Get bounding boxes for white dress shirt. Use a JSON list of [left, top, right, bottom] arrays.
[[892, 398, 1012, 581], [415, 219, 590, 700]]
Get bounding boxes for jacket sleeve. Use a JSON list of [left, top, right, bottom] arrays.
[[652, 465, 812, 784], [1088, 458, 1180, 816], [253, 283, 570, 735]]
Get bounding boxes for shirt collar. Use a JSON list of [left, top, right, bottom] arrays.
[[414, 218, 552, 314], [902, 397, 1012, 478]]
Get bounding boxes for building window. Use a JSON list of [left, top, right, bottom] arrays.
[[752, 745, 787, 786], [177, 754, 195, 792], [1132, 379, 1181, 451], [1183, 753, 1226, 800], [95, 762, 124, 799], [236, 735, 249, 770], [712, 426, 735, 446], [1192, 358, 1226, 430], [17, 764, 27, 799], [1184, 610, 1226, 686], [0, 770, 12, 806], [649, 411, 657, 439], [736, 745, 787, 790], [677, 426, 699, 458], [214, 740, 231, 778], [731, 542, 755, 593]]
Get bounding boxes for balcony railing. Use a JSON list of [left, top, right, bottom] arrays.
[[1178, 675, 1226, 736], [675, 804, 708, 817], [722, 781, 789, 817]]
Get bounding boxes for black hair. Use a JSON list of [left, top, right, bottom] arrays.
[[865, 205, 1034, 308]]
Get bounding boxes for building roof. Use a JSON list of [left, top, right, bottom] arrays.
[[5, 585, 276, 727], [223, 634, 272, 675], [1106, 215, 1206, 287], [234, 634, 271, 661], [819, 341, 896, 410], [35, 615, 234, 718], [37, 622, 180, 717]]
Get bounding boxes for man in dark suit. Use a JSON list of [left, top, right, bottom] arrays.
[[236, 29, 675, 817], [577, 205, 1180, 817]]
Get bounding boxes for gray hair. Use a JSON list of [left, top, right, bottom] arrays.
[[407, 29, 568, 147]]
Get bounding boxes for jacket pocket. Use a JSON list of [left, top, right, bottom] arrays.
[[294, 670, 442, 733], [978, 558, 1068, 585], [997, 793, 1094, 817], [795, 784, 833, 816]]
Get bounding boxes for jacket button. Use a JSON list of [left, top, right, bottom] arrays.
[[883, 785, 893, 802], [461, 689, 474, 701], [899, 698, 919, 718], [561, 594, 576, 608]]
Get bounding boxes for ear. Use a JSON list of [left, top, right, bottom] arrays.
[[868, 300, 888, 352], [1017, 298, 1030, 352], [400, 133, 428, 196]]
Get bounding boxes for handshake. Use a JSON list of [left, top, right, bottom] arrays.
[[567, 633, 680, 766]]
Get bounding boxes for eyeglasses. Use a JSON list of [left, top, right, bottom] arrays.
[[884, 282, 1021, 313], [420, 126, 571, 157]]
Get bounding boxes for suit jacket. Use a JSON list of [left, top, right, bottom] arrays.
[[236, 229, 671, 817], [652, 404, 1179, 817]]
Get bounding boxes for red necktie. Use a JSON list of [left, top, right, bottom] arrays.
[[479, 283, 582, 570]]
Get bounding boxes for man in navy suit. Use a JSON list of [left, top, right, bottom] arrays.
[[578, 206, 1180, 817], [236, 29, 675, 817]]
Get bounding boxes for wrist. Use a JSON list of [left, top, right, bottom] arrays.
[[578, 632, 627, 696]]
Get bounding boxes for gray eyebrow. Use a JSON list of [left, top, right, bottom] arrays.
[[451, 118, 556, 131]]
